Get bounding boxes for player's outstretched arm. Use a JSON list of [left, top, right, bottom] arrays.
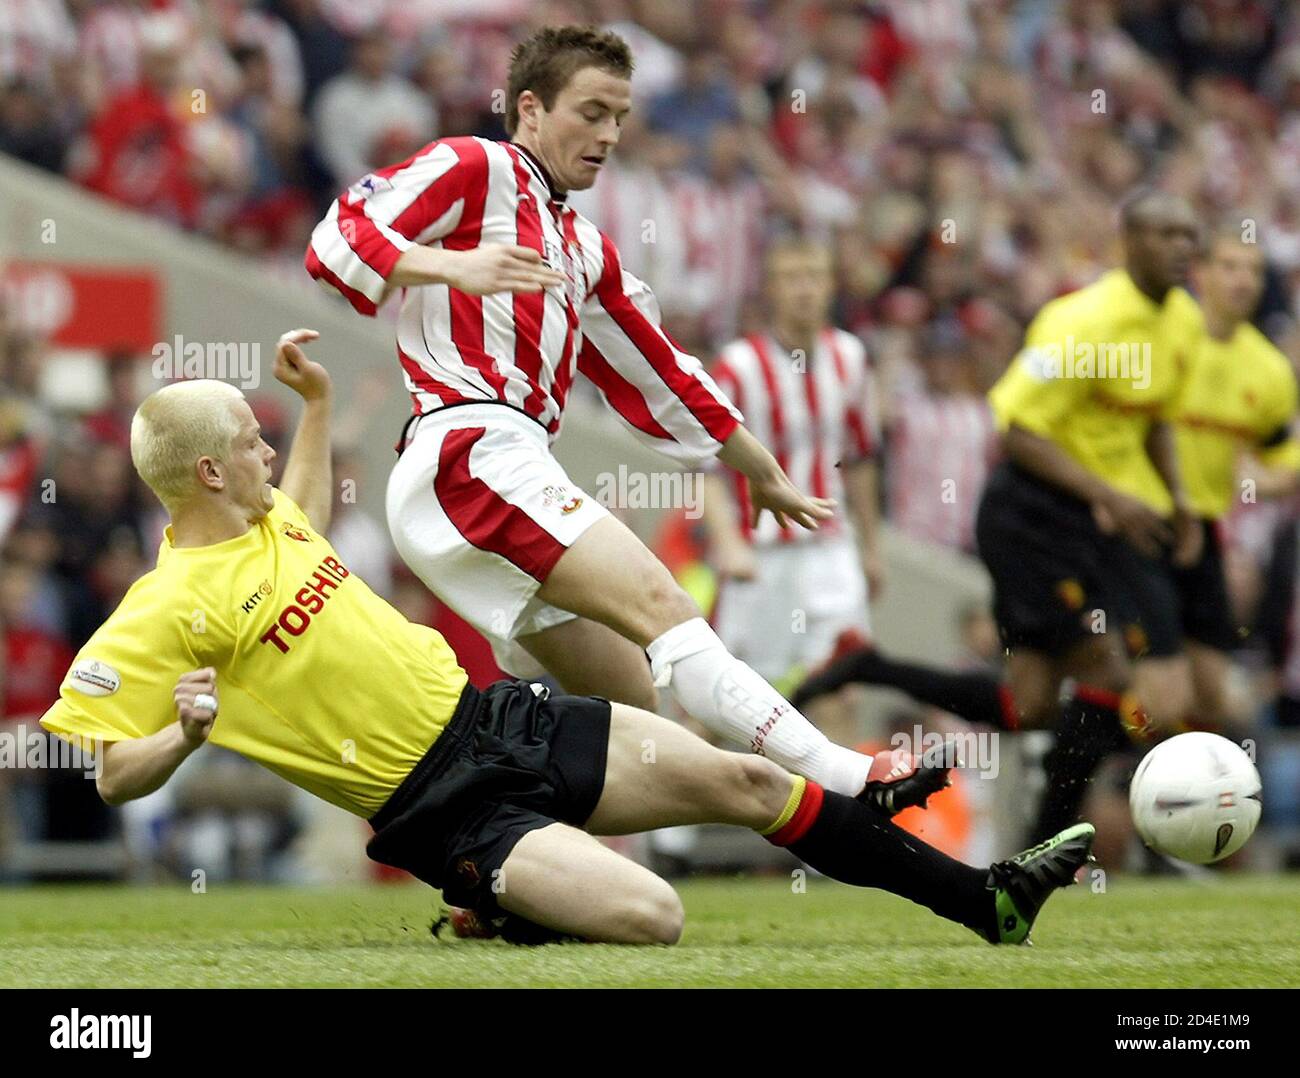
[[274, 329, 334, 533], [716, 425, 835, 531], [388, 244, 564, 296], [96, 669, 219, 805]]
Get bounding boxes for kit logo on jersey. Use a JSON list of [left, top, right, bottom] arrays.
[[280, 522, 311, 543], [543, 235, 582, 305], [241, 579, 274, 615], [541, 483, 583, 515], [68, 659, 121, 697]]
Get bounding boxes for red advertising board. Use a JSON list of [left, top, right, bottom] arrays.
[[0, 262, 162, 352]]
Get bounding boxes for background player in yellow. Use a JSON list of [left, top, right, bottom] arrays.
[[1168, 225, 1300, 725], [976, 190, 1205, 842], [38, 330, 1093, 946]]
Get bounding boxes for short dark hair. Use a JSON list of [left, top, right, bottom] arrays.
[[1118, 186, 1165, 231], [505, 25, 633, 136]]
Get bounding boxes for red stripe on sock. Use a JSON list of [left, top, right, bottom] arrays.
[[765, 781, 825, 847], [1073, 684, 1121, 710], [997, 683, 1020, 731]]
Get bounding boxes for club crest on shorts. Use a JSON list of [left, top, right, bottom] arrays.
[[280, 522, 312, 543], [542, 483, 583, 515], [1055, 578, 1085, 610]]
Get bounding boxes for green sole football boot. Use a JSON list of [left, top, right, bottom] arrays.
[[982, 823, 1097, 945]]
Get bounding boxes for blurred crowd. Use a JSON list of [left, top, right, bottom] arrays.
[[4, 0, 1300, 876]]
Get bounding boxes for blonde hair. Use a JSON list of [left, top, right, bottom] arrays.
[[130, 380, 245, 510]]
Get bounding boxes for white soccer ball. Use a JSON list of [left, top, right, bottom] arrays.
[[1129, 732, 1262, 864]]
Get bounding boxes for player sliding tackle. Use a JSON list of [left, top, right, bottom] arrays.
[[41, 331, 1094, 945], [304, 25, 936, 807]]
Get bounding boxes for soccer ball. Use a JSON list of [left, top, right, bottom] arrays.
[[1128, 732, 1262, 865]]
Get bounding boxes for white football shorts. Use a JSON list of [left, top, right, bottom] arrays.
[[711, 533, 871, 683], [386, 404, 609, 676]]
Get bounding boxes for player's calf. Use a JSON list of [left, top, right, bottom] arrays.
[[494, 822, 685, 945]]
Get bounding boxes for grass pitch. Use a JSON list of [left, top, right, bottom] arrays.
[[1, 874, 1296, 988]]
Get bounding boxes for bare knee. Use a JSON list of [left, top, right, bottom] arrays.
[[611, 880, 684, 945], [1135, 660, 1194, 727], [639, 577, 701, 640], [1064, 636, 1132, 696], [1006, 664, 1059, 727]]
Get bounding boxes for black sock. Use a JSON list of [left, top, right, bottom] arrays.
[[770, 784, 995, 938], [793, 647, 1017, 729], [1030, 687, 1130, 844]]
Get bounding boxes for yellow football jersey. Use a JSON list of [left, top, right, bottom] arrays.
[[1174, 320, 1300, 519], [989, 269, 1204, 514], [40, 489, 468, 818]]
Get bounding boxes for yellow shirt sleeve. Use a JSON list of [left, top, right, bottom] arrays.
[[39, 575, 234, 747], [988, 309, 1091, 436]]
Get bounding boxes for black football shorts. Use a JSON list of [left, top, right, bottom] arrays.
[[975, 463, 1181, 659], [366, 678, 611, 912]]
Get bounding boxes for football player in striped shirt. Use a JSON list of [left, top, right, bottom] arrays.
[[305, 26, 939, 804], [41, 330, 1094, 946], [703, 237, 882, 744]]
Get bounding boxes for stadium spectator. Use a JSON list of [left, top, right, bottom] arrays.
[[883, 318, 997, 553], [311, 28, 435, 190], [645, 41, 741, 162], [0, 77, 66, 172], [69, 11, 205, 229], [327, 444, 393, 600]]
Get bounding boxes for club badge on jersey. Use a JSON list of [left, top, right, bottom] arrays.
[[544, 234, 582, 307]]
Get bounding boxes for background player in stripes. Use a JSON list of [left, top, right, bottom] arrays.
[[703, 236, 882, 745], [306, 25, 933, 802]]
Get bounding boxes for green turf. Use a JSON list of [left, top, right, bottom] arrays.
[[1, 875, 1296, 987]]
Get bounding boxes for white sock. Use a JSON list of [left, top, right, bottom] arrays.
[[646, 618, 871, 796]]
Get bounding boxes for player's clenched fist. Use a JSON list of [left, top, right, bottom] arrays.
[[274, 328, 332, 401], [174, 667, 219, 745], [442, 244, 567, 296]]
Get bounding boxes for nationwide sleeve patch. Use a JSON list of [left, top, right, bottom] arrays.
[[67, 659, 121, 697]]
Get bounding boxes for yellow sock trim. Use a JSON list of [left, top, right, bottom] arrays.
[[760, 775, 807, 836]]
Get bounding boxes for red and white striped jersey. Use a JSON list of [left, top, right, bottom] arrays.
[[305, 135, 742, 467], [711, 328, 878, 547], [886, 390, 996, 552]]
